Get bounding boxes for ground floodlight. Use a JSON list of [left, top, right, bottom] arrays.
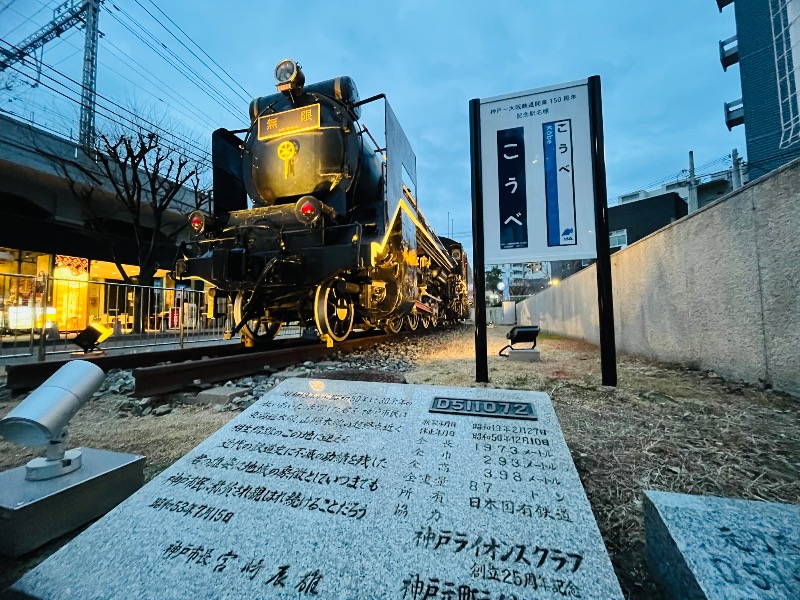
[[73, 322, 112, 353], [0, 361, 105, 480], [499, 325, 540, 357]]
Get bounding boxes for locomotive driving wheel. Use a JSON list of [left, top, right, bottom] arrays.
[[233, 291, 281, 346], [420, 309, 438, 330], [383, 316, 403, 334], [404, 311, 419, 331], [314, 280, 355, 342]]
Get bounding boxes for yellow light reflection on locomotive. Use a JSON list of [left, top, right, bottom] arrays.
[[369, 199, 452, 268]]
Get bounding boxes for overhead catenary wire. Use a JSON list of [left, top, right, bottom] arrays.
[[105, 11, 240, 120], [0, 0, 22, 19], [614, 153, 733, 200], [0, 37, 212, 153], [2, 0, 251, 153], [99, 38, 224, 131], [0, 0, 229, 130], [0, 22, 227, 133], [104, 1, 242, 120], [0, 44, 213, 163], [1, 94, 78, 127], [2, 57, 213, 169], [2, 1, 53, 39], [144, 0, 251, 101], [133, 0, 252, 104]]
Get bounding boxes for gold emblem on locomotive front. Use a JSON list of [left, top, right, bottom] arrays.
[[277, 140, 297, 178], [257, 103, 321, 141]]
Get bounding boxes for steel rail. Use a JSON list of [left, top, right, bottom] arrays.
[[4, 338, 314, 392], [131, 331, 410, 397]]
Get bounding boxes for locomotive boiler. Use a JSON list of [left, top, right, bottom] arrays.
[[175, 59, 469, 345]]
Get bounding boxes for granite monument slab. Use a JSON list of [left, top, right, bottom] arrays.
[[643, 490, 800, 600], [9, 379, 623, 599]]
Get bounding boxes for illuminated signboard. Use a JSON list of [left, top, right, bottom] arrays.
[[479, 80, 597, 262], [257, 103, 321, 140]]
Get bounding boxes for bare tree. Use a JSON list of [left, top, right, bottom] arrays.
[[92, 129, 206, 287], [508, 278, 534, 298], [45, 119, 210, 332]]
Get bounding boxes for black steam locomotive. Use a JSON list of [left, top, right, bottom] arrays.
[[175, 59, 469, 345]]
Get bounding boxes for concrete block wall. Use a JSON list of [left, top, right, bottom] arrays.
[[517, 158, 800, 396]]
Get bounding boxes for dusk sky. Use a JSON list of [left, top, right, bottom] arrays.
[[1, 0, 746, 252]]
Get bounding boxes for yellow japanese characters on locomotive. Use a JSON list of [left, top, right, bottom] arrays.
[[257, 103, 321, 140]]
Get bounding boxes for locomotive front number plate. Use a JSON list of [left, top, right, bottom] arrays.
[[430, 396, 538, 420], [257, 103, 321, 141]]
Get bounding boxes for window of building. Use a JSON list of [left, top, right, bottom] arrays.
[[609, 229, 628, 248], [771, 0, 800, 148]]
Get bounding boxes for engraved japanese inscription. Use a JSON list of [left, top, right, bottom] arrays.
[[12, 379, 623, 600]]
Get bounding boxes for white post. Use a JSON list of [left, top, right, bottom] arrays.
[[731, 148, 742, 190]]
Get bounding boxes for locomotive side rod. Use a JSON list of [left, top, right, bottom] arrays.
[[131, 331, 411, 397]]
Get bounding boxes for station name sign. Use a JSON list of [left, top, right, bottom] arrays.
[[478, 80, 598, 263]]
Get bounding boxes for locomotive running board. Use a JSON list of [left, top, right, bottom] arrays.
[[414, 301, 435, 314]]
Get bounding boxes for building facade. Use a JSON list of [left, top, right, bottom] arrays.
[[608, 192, 688, 252], [0, 113, 205, 334], [719, 0, 800, 178]]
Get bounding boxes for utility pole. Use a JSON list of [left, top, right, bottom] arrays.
[[687, 150, 699, 213], [731, 148, 742, 190], [0, 0, 101, 148], [79, 0, 100, 148]]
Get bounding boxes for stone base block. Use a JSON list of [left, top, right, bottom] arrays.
[[191, 386, 249, 405], [643, 490, 800, 600], [0, 448, 145, 558], [507, 348, 541, 362]]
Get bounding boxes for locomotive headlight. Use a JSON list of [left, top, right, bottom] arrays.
[[275, 59, 297, 84], [295, 196, 321, 225], [275, 58, 305, 93]]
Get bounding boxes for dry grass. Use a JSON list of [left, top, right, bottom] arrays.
[[1, 325, 798, 597]]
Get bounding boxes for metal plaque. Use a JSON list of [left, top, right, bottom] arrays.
[[257, 104, 321, 140], [430, 397, 537, 420]]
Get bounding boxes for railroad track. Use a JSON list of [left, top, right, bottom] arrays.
[[4, 337, 315, 392], [131, 330, 410, 397]]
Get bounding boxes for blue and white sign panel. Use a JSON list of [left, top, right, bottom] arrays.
[[480, 80, 597, 263]]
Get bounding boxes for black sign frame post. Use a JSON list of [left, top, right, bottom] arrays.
[[469, 98, 489, 383], [587, 76, 617, 386]]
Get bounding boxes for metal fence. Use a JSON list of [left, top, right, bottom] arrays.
[[0, 274, 300, 361], [0, 273, 41, 360]]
